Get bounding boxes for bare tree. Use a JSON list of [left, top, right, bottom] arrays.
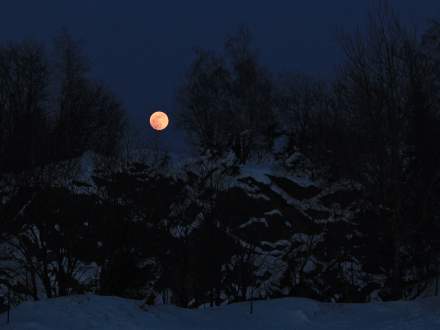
[[178, 28, 277, 162], [336, 3, 440, 299], [0, 41, 49, 172], [51, 31, 126, 161]]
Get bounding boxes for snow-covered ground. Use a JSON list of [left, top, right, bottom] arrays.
[[1, 294, 440, 330]]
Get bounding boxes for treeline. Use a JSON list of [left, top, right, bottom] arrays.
[[179, 8, 440, 300], [0, 31, 125, 173], [2, 5, 440, 310], [1, 150, 438, 308], [0, 159, 260, 307]]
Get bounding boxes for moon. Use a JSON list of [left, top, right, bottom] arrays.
[[149, 111, 169, 131]]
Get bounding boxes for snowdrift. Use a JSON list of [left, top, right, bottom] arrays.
[[1, 294, 440, 329]]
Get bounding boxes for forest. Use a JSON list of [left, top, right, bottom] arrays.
[[1, 8, 440, 313]]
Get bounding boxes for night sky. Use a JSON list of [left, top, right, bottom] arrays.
[[1, 0, 440, 153]]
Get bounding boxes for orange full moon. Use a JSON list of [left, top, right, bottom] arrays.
[[149, 111, 169, 131]]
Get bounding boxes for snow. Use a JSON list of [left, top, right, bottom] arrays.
[[264, 209, 283, 216], [2, 294, 440, 330], [239, 164, 272, 185], [239, 217, 269, 228]]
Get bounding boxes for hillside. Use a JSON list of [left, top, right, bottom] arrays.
[[0, 151, 435, 308]]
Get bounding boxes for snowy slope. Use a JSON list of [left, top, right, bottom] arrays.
[[1, 294, 440, 330]]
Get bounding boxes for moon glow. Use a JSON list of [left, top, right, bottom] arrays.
[[149, 111, 169, 131]]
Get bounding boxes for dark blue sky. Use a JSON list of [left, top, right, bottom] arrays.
[[1, 1, 439, 153]]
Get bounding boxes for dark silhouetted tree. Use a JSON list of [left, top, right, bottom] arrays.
[[179, 28, 277, 162]]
